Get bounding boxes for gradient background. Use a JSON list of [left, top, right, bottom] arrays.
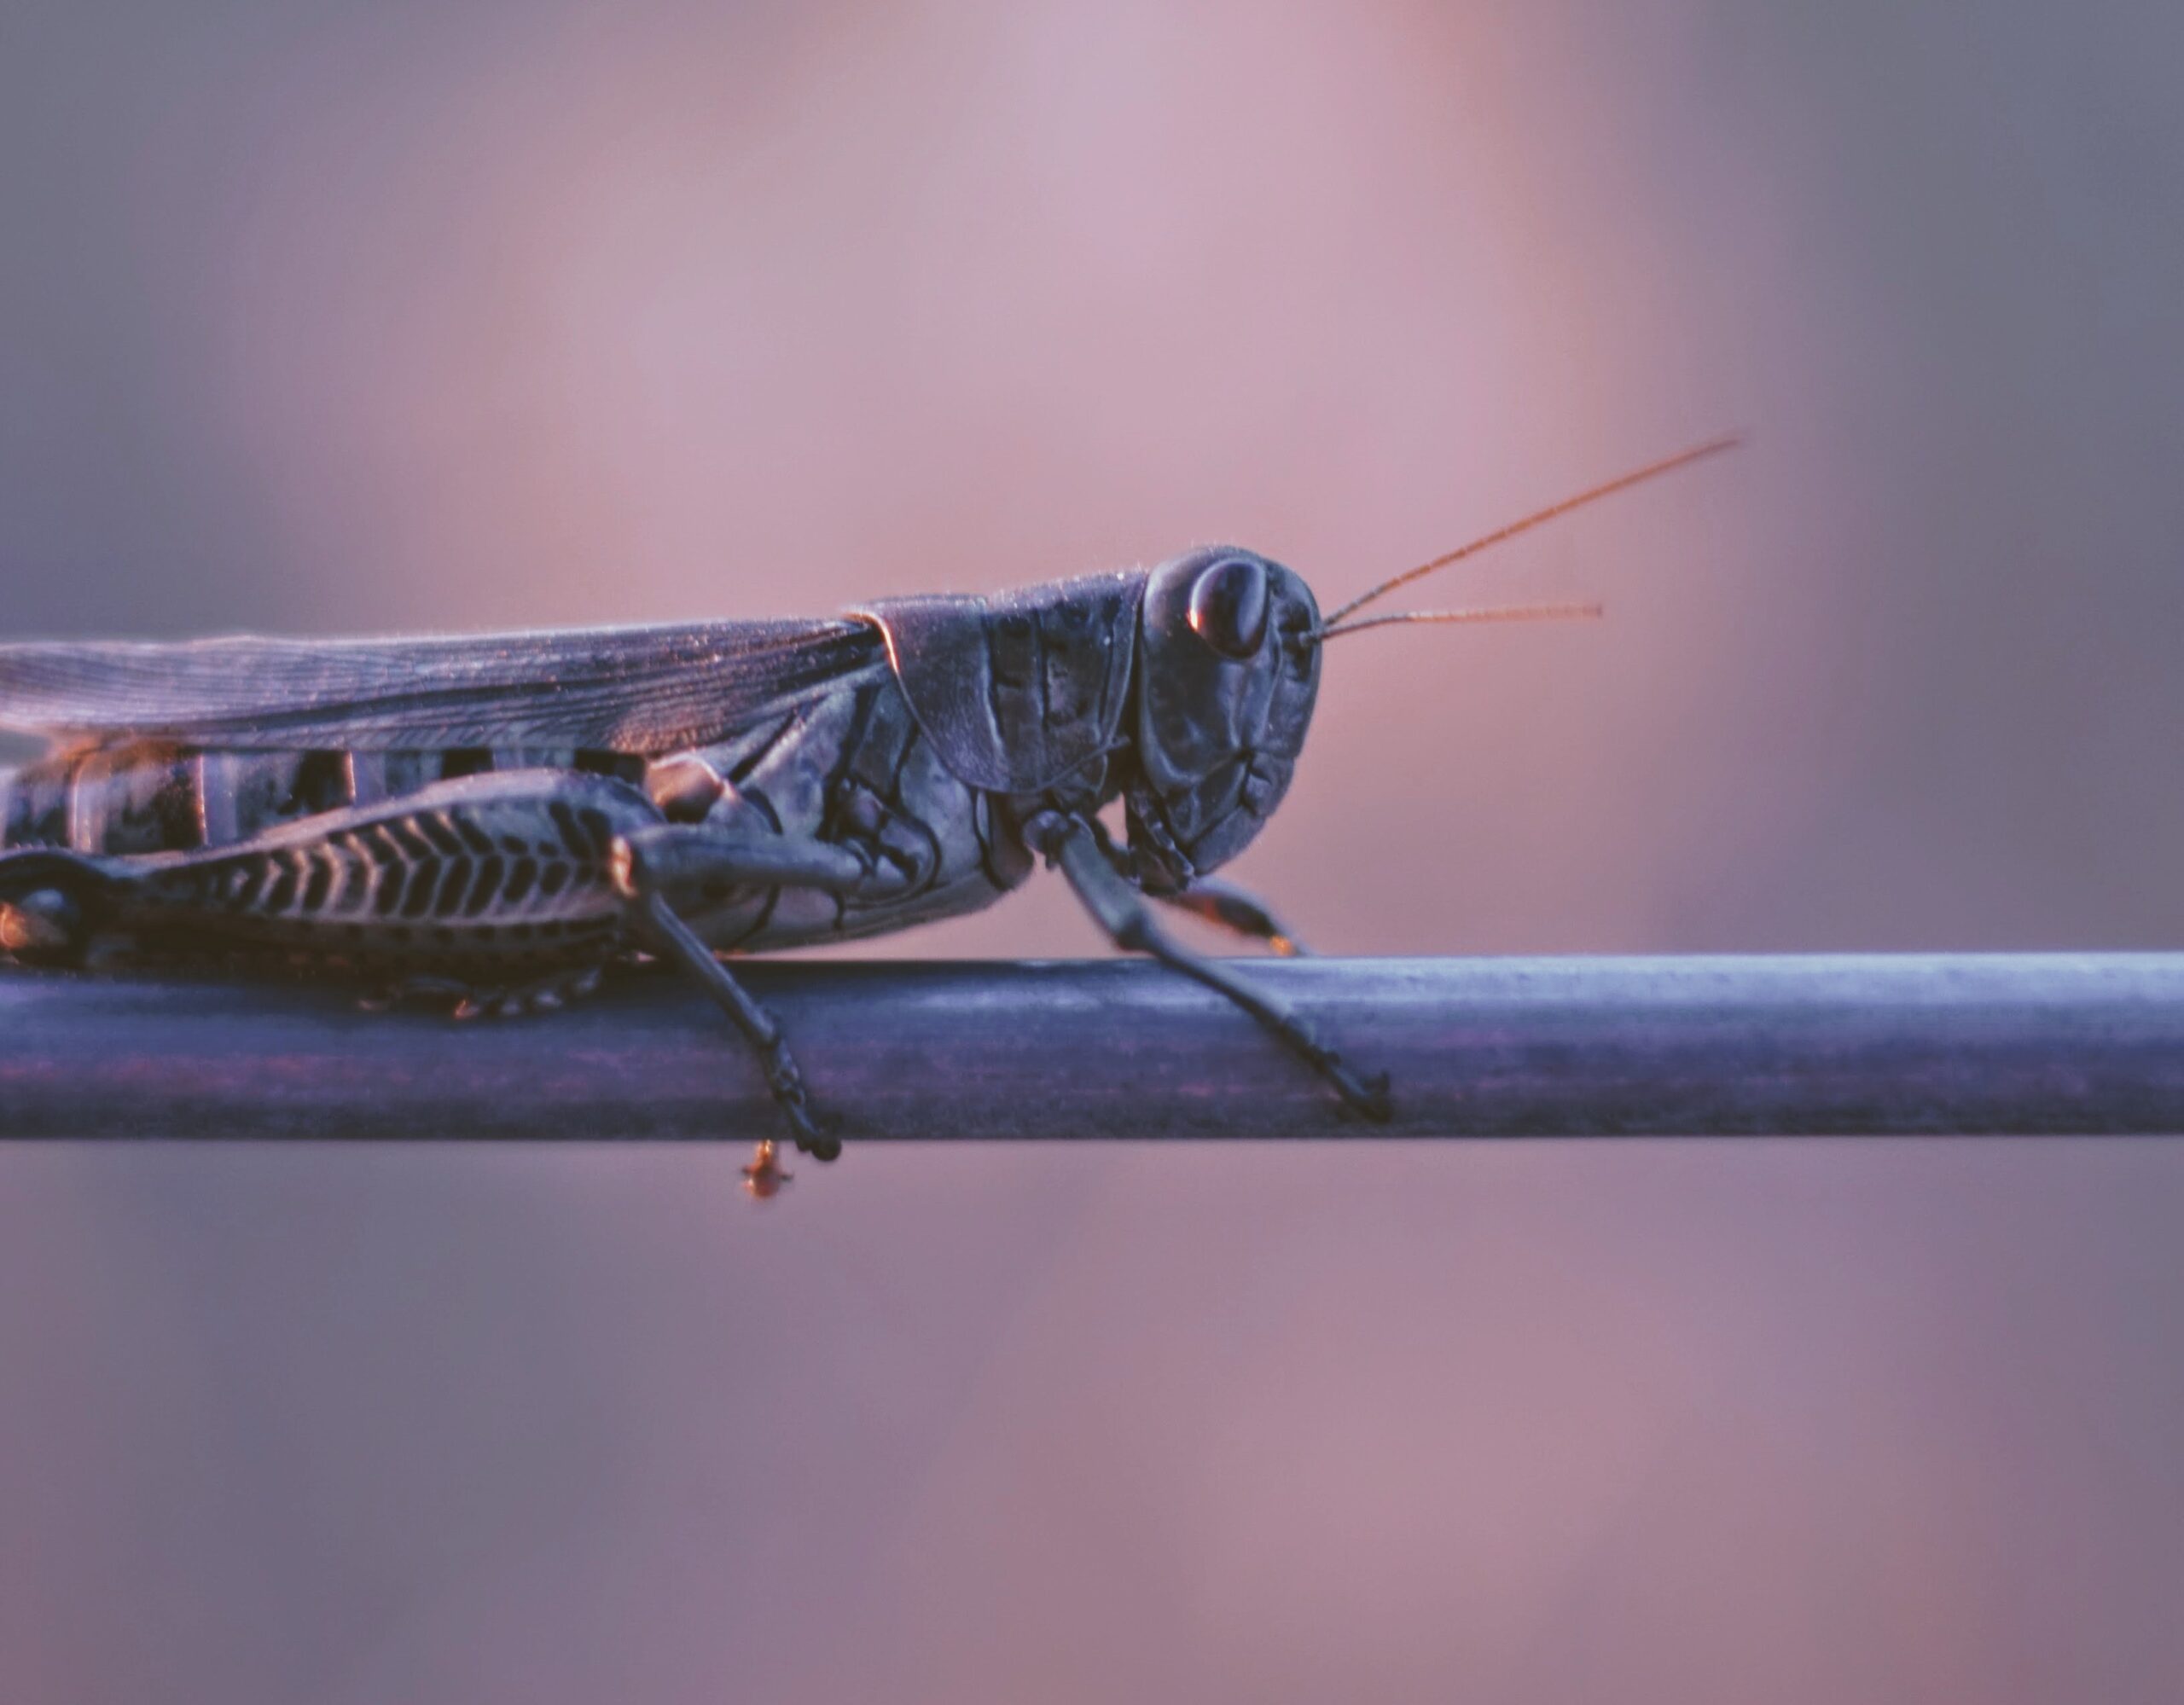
[[4, 3, 2183, 1700]]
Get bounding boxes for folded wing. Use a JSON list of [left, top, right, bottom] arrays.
[[0, 618, 889, 754]]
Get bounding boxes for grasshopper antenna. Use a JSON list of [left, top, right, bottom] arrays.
[[1316, 600, 1602, 642], [1317, 432, 1742, 632]]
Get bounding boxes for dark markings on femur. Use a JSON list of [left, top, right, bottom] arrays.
[[336, 843, 372, 910], [442, 749, 494, 780], [419, 815, 465, 858], [506, 857, 537, 903], [410, 863, 444, 916], [539, 862, 572, 899], [451, 814, 495, 856], [363, 824, 405, 870], [301, 857, 334, 914], [464, 855, 504, 916], [387, 819, 435, 862], [432, 861, 473, 918], [222, 865, 262, 911], [498, 832, 528, 855], [263, 860, 299, 913], [399, 861, 439, 919]]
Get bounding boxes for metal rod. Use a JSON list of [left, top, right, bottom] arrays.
[[2, 954, 2182, 1142]]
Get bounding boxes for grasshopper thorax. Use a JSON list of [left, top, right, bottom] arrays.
[[1123, 547, 1321, 893]]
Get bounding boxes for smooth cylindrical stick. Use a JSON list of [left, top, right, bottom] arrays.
[[3, 954, 2182, 1142]]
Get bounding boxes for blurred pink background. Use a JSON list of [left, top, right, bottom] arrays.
[[3, 3, 2183, 1700]]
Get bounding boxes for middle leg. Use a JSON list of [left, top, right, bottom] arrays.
[[1085, 820, 1309, 954], [610, 820, 903, 1161]]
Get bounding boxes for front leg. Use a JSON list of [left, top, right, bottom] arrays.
[[1033, 815, 1390, 1120], [1156, 876, 1310, 955], [1083, 821, 1309, 954]]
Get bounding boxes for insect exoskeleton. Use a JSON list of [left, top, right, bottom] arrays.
[[0, 436, 1737, 1168]]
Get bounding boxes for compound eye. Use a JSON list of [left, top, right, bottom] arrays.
[[1186, 555, 1269, 659]]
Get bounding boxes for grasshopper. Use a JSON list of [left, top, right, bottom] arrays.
[[0, 440, 1733, 1173]]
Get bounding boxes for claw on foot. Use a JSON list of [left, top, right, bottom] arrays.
[[758, 1049, 838, 1161], [1288, 1035, 1391, 1122], [1352, 1070, 1395, 1123], [1313, 1047, 1393, 1122], [782, 1092, 839, 1162]]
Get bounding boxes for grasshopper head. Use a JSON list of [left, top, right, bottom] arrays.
[[1113, 438, 1741, 892], [1124, 547, 1321, 892]]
